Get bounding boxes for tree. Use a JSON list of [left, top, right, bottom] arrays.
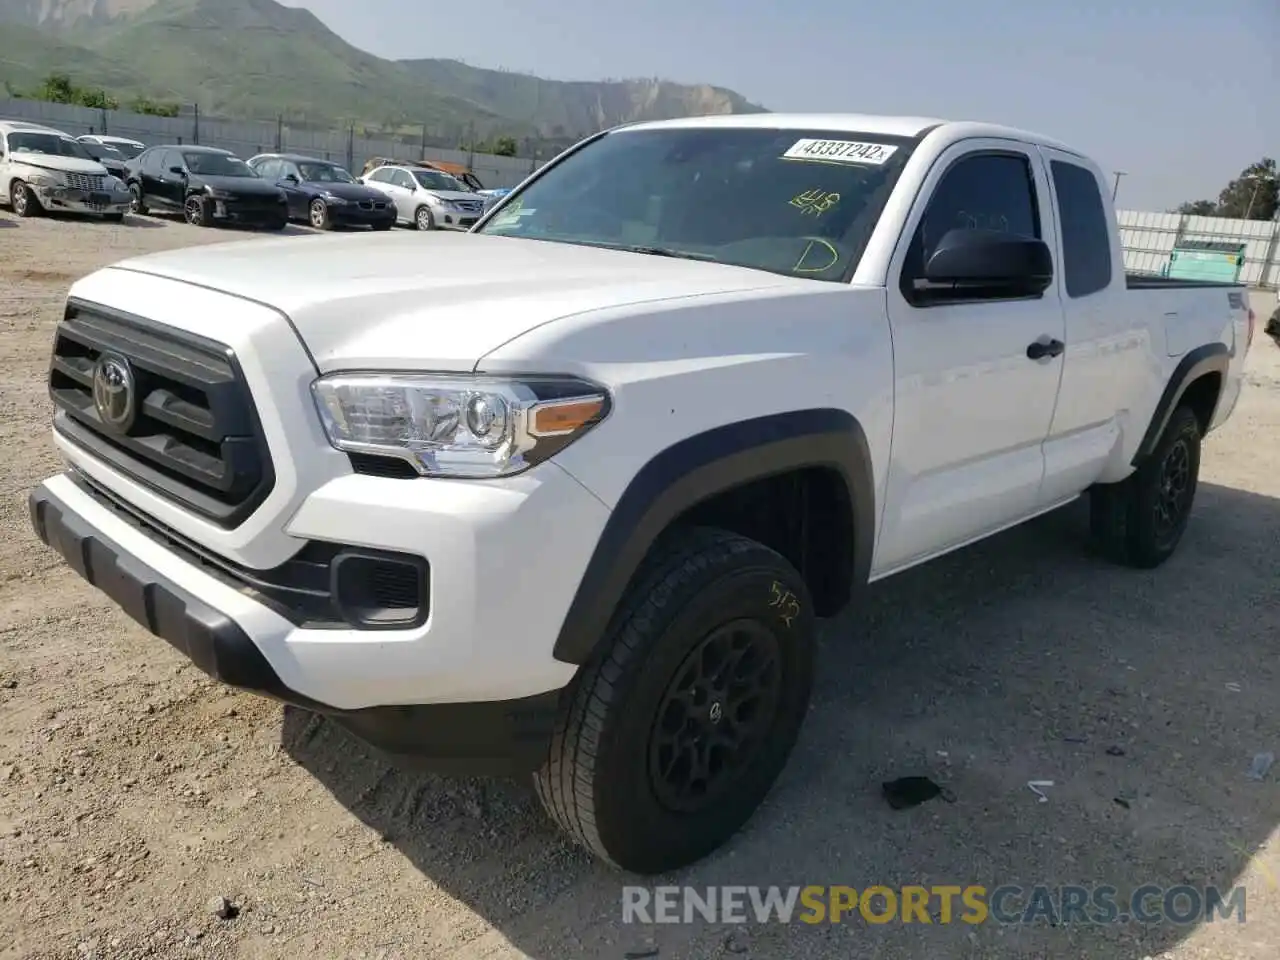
[[492, 136, 518, 157], [1215, 158, 1277, 220], [1176, 199, 1217, 216], [1176, 158, 1278, 220]]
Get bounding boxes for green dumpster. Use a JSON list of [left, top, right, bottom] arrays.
[[1162, 240, 1246, 282]]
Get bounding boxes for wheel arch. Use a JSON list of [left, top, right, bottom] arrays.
[[551, 408, 876, 665], [1131, 343, 1229, 466]]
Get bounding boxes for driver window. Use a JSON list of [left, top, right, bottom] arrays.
[[903, 152, 1040, 288], [257, 159, 279, 180], [393, 170, 415, 190]]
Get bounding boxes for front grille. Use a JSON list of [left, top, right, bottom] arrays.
[[49, 300, 274, 528], [357, 200, 388, 211], [455, 200, 483, 214], [66, 172, 107, 192], [458, 217, 478, 228]]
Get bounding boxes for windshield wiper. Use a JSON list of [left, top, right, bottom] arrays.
[[619, 245, 720, 262]]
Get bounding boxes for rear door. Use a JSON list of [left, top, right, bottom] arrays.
[[876, 140, 1068, 573], [1036, 148, 1148, 503]]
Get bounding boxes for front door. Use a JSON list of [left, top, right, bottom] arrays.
[[873, 140, 1068, 574]]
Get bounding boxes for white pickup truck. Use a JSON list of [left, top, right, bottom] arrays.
[[29, 114, 1256, 874]]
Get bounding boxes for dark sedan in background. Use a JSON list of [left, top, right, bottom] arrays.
[[124, 145, 288, 230], [248, 153, 396, 230]]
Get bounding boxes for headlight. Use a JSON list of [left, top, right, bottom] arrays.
[[207, 188, 235, 200], [27, 171, 62, 188], [108, 176, 128, 192], [312, 373, 610, 479], [322, 193, 348, 204]]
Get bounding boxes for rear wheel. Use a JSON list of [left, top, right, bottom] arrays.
[[10, 180, 42, 217], [534, 527, 815, 874], [1089, 405, 1202, 568]]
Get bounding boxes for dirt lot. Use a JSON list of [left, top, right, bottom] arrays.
[[1, 209, 1278, 960]]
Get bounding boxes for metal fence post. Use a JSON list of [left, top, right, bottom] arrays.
[[1260, 219, 1280, 290], [347, 125, 354, 173], [275, 115, 283, 152], [192, 103, 200, 145]]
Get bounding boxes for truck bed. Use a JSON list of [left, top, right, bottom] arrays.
[[1125, 272, 1245, 290]]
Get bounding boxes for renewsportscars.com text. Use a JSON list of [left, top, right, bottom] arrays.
[[622, 884, 1247, 926]]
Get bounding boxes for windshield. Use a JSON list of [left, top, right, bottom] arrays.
[[105, 140, 144, 160], [476, 127, 918, 282], [298, 161, 356, 184], [184, 152, 256, 177], [413, 169, 465, 192], [9, 132, 96, 160]]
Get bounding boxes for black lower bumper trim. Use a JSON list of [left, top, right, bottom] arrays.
[[27, 483, 563, 775]]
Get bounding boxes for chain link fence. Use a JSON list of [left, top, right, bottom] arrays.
[[0, 97, 544, 190]]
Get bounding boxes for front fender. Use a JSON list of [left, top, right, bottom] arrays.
[[551, 408, 875, 665]]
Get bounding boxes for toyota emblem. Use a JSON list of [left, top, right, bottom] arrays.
[[92, 354, 137, 434]]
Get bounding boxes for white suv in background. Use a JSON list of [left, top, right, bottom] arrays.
[[0, 121, 132, 220], [361, 162, 486, 230]]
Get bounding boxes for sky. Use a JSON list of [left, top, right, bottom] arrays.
[[278, 0, 1276, 212]]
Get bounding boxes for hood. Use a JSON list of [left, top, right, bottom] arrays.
[[195, 174, 283, 196], [12, 153, 108, 177], [303, 180, 386, 201], [107, 231, 806, 372], [424, 189, 481, 203]]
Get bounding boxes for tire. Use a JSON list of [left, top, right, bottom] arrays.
[[103, 213, 125, 223], [128, 183, 147, 216], [10, 179, 42, 217], [1089, 405, 1202, 569], [534, 526, 815, 874], [184, 194, 209, 227], [265, 216, 288, 232], [373, 219, 394, 232], [308, 198, 331, 230], [413, 205, 434, 231]]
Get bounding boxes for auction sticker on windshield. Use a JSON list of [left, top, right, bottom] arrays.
[[781, 139, 899, 166]]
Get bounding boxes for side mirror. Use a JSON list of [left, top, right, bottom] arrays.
[[283, 173, 299, 184], [168, 165, 186, 176], [923, 228, 1052, 296]]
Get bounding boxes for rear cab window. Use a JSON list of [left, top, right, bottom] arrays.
[[1049, 160, 1113, 298], [476, 127, 924, 282]]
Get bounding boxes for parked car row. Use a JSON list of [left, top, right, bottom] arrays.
[[2, 118, 513, 232]]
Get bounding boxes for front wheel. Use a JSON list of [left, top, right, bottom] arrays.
[[534, 527, 815, 874], [308, 198, 331, 230], [413, 205, 434, 231], [128, 183, 147, 215], [10, 180, 42, 217], [1089, 404, 1202, 568], [184, 194, 209, 227]]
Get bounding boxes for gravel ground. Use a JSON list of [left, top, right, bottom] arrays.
[[1, 209, 1277, 960]]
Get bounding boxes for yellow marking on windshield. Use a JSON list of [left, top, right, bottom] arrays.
[[789, 189, 841, 217], [793, 238, 840, 274]]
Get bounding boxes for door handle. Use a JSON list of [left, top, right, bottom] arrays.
[[1026, 338, 1065, 361]]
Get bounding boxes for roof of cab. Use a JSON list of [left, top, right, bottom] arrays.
[[613, 112, 1085, 157]]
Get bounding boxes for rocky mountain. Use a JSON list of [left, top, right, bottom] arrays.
[[0, 0, 766, 138]]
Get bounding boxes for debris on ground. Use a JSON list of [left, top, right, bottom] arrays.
[[882, 776, 955, 809], [1106, 746, 1126, 757], [206, 895, 238, 920], [1247, 752, 1275, 782], [1027, 780, 1054, 803]]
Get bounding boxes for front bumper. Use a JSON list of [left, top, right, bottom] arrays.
[[34, 185, 130, 216], [208, 197, 288, 226], [327, 201, 395, 227], [29, 459, 608, 772]]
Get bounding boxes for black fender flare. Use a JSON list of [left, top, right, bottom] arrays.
[[1131, 343, 1230, 465], [552, 408, 876, 665]]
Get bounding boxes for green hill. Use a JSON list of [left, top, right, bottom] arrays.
[[0, 0, 767, 138]]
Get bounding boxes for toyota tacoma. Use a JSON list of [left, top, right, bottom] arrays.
[[29, 114, 1255, 874]]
